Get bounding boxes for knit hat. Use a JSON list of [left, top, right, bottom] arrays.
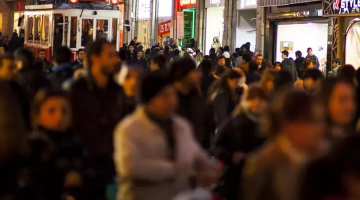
[[140, 72, 173, 104], [169, 58, 196, 82]]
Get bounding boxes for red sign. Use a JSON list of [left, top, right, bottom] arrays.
[[158, 20, 171, 36]]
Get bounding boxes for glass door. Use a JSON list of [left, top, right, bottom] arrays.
[[80, 18, 94, 47]]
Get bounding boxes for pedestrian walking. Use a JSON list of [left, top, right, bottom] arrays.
[[281, 50, 298, 82], [306, 48, 320, 70]]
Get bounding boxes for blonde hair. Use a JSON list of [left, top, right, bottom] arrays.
[[195, 52, 204, 63]]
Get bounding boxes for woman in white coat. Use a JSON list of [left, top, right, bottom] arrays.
[[114, 72, 217, 200]]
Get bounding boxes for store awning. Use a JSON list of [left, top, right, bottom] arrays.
[[259, 0, 321, 7]]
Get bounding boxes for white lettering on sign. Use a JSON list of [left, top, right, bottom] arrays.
[[333, 0, 360, 14]]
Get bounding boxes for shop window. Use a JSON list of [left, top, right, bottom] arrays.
[[27, 16, 34, 43], [346, 21, 360, 70], [112, 18, 118, 47], [82, 19, 93, 47], [70, 17, 77, 48], [96, 19, 108, 40], [64, 16, 68, 47], [41, 15, 49, 45], [34, 15, 41, 44]]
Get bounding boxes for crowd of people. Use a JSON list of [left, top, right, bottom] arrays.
[[0, 36, 360, 200]]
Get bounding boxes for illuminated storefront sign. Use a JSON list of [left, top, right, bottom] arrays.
[[238, 0, 256, 9], [180, 0, 196, 6], [138, 0, 151, 19], [324, 0, 360, 16], [158, 20, 171, 41], [158, 0, 172, 17]]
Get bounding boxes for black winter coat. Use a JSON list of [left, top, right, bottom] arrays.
[[47, 63, 74, 90], [281, 58, 298, 82], [17, 65, 51, 99], [213, 112, 266, 200], [295, 57, 305, 74], [213, 92, 238, 128], [29, 126, 84, 200]]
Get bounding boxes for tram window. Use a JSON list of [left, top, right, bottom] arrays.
[[81, 19, 93, 47], [41, 15, 49, 45], [27, 16, 34, 43], [70, 17, 77, 48], [34, 15, 41, 44], [112, 18, 118, 46], [96, 19, 108, 40]]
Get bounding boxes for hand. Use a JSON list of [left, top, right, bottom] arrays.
[[232, 152, 244, 164]]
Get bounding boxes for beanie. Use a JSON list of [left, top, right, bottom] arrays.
[[140, 72, 172, 104], [169, 58, 196, 82]]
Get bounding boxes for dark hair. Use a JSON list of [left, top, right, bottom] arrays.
[[224, 45, 230, 52], [248, 61, 258, 72], [302, 69, 323, 81], [295, 51, 302, 58], [260, 59, 273, 72], [128, 44, 134, 48], [38, 49, 46, 54], [332, 58, 341, 65], [145, 48, 151, 56], [282, 50, 289, 57], [210, 48, 215, 54], [32, 88, 68, 127], [199, 59, 213, 75], [14, 48, 34, 69], [274, 70, 293, 91], [338, 65, 356, 85], [274, 62, 282, 68], [218, 47, 224, 54], [151, 54, 167, 71], [256, 54, 262, 58], [77, 48, 85, 54], [55, 46, 71, 64], [217, 55, 226, 61], [307, 47, 313, 51], [215, 65, 226, 76], [119, 48, 127, 61], [86, 38, 111, 68], [0, 53, 14, 69], [242, 52, 252, 62], [210, 70, 241, 101], [303, 59, 313, 69]]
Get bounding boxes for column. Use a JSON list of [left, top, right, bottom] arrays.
[[223, 0, 237, 51], [195, 0, 205, 51], [255, 0, 264, 55], [337, 17, 344, 64]]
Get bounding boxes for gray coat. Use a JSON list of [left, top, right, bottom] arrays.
[[114, 107, 215, 200], [241, 138, 306, 200]]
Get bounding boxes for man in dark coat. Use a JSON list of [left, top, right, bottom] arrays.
[[47, 47, 73, 89], [305, 47, 320, 70], [281, 50, 298, 82], [169, 58, 208, 149], [71, 48, 85, 70], [131, 50, 147, 70], [69, 39, 125, 200], [36, 49, 52, 72], [294, 50, 305, 75], [209, 48, 218, 67], [127, 44, 136, 60]]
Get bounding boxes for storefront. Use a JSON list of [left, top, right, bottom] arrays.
[[204, 0, 224, 54], [179, 0, 196, 47], [323, 0, 360, 69], [137, 0, 151, 48], [236, 0, 256, 52], [261, 0, 330, 72], [158, 20, 171, 44]]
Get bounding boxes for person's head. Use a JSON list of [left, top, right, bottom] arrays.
[[169, 58, 200, 88], [137, 50, 143, 59], [217, 55, 226, 67], [281, 50, 289, 59], [260, 59, 273, 72], [248, 61, 259, 72], [318, 77, 356, 126], [199, 59, 213, 75], [0, 53, 17, 80], [158, 48, 164, 55], [218, 47, 224, 54], [134, 37, 138, 42], [150, 54, 167, 72], [141, 72, 177, 118], [224, 45, 230, 52], [244, 86, 269, 115], [303, 59, 314, 70], [209, 48, 215, 54], [195, 52, 204, 62], [295, 50, 302, 58], [274, 62, 282, 71], [255, 54, 263, 65], [242, 52, 252, 62], [128, 44, 134, 52], [77, 48, 85, 61], [55, 46, 71, 64], [302, 69, 323, 94], [265, 90, 325, 153], [307, 47, 313, 56], [121, 65, 141, 97], [332, 58, 341, 68], [86, 38, 119, 76], [260, 69, 278, 94], [32, 89, 71, 132], [274, 70, 293, 91], [38, 49, 46, 60], [14, 48, 34, 70], [219, 70, 242, 94], [338, 65, 357, 85], [213, 37, 219, 43], [119, 48, 127, 61]]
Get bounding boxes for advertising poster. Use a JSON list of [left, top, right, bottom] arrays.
[[177, 12, 184, 39], [138, 0, 151, 19], [158, 20, 171, 42]]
